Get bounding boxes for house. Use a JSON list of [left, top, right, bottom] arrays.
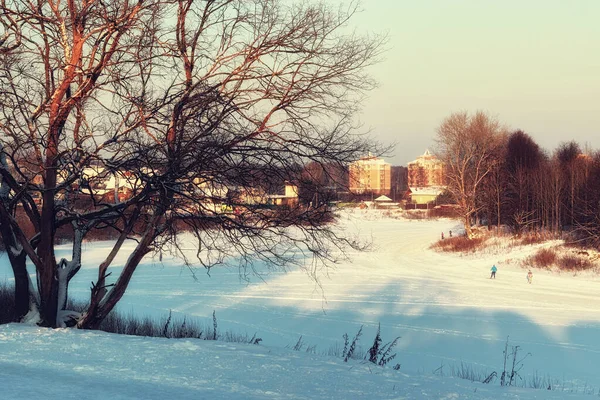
[[267, 183, 299, 207], [408, 186, 445, 205], [373, 194, 398, 209]]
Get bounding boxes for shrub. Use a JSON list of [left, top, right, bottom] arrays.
[[433, 236, 486, 253], [526, 248, 557, 269], [557, 254, 594, 271]]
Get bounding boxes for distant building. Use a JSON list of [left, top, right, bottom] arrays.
[[409, 187, 445, 205], [267, 182, 299, 207], [407, 150, 446, 205], [407, 150, 445, 187], [349, 154, 391, 195]]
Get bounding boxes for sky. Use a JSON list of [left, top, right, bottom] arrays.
[[349, 0, 600, 165]]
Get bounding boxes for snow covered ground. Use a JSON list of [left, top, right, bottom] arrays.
[[2, 210, 600, 399], [0, 323, 593, 400]]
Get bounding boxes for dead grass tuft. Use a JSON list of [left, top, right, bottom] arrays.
[[433, 236, 486, 253]]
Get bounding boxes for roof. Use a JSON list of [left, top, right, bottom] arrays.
[[409, 186, 445, 196], [374, 195, 392, 202]]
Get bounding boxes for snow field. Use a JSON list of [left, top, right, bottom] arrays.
[[2, 210, 600, 398]]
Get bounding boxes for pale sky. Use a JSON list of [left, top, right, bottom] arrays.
[[351, 0, 600, 165]]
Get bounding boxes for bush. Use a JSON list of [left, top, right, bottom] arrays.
[[432, 236, 486, 253], [557, 254, 594, 271], [526, 248, 557, 269]]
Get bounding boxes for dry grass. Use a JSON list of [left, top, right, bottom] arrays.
[[519, 232, 547, 246], [518, 230, 559, 246], [1, 285, 261, 343], [433, 236, 486, 253], [557, 254, 595, 271]]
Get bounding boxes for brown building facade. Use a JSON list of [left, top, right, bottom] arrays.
[[349, 155, 391, 195], [407, 150, 445, 187]]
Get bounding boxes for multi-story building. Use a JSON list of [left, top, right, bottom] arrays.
[[349, 154, 391, 195], [407, 149, 445, 187], [407, 150, 446, 204]]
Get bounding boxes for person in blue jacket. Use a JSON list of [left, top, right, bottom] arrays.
[[490, 265, 497, 279]]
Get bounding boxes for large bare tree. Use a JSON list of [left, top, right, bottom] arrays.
[[434, 111, 506, 238], [0, 0, 385, 328]]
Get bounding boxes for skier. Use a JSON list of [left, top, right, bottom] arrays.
[[490, 265, 497, 279], [441, 232, 445, 240], [527, 270, 533, 284], [449, 230, 452, 238]]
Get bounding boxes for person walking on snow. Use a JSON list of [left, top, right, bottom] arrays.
[[527, 270, 533, 284], [441, 232, 445, 240], [490, 265, 497, 279]]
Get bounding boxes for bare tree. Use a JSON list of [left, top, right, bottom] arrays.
[[0, 0, 385, 328], [556, 141, 582, 228], [434, 111, 506, 238], [478, 144, 507, 231], [503, 130, 544, 234]]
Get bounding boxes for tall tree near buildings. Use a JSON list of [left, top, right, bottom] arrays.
[[556, 142, 582, 229], [390, 166, 407, 202], [478, 140, 507, 230], [574, 151, 600, 248], [0, 0, 385, 328], [434, 111, 507, 238], [503, 131, 544, 234]]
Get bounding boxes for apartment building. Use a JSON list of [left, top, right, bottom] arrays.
[[349, 155, 391, 195], [407, 150, 446, 204]]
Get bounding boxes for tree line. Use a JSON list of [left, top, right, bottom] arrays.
[[436, 111, 600, 247]]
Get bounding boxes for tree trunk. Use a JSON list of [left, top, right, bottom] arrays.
[[79, 221, 155, 330], [37, 143, 59, 327], [2, 239, 29, 320], [11, 252, 29, 321], [464, 214, 473, 238], [0, 207, 30, 320], [37, 258, 59, 327]]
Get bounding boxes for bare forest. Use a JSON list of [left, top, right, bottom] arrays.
[[435, 111, 600, 247]]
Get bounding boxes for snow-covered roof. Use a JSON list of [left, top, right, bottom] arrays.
[[374, 195, 392, 202], [407, 149, 442, 166]]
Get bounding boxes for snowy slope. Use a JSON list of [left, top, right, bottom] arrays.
[[0, 323, 592, 400], [2, 210, 600, 397]]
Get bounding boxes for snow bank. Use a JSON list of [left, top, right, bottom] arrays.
[[0, 324, 591, 399]]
